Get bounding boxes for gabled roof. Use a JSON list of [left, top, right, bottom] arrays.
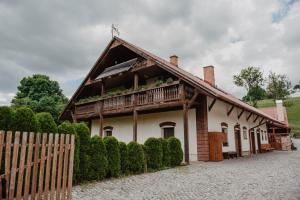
[[60, 37, 287, 128]]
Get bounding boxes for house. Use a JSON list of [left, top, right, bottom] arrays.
[[60, 37, 288, 163], [259, 100, 291, 150]]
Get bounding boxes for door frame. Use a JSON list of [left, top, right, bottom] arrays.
[[234, 124, 242, 157]]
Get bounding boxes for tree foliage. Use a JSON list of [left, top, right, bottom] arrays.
[[35, 112, 58, 133], [144, 138, 163, 169], [0, 106, 14, 131], [12, 107, 40, 132], [88, 136, 107, 180], [11, 74, 68, 122], [74, 122, 90, 183], [103, 136, 121, 177], [266, 72, 294, 100]]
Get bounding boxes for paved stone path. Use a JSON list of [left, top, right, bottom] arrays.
[[73, 139, 300, 200]]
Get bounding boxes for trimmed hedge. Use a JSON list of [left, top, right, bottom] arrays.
[[12, 107, 40, 132], [158, 138, 170, 167], [36, 112, 58, 133], [58, 121, 80, 181], [144, 138, 163, 169], [0, 106, 13, 131], [168, 137, 183, 166], [119, 142, 129, 174], [103, 136, 121, 177], [88, 136, 107, 180], [74, 122, 90, 183], [127, 141, 144, 173]]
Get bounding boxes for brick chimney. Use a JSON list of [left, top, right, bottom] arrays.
[[203, 65, 215, 86], [170, 55, 178, 67], [276, 100, 284, 122]]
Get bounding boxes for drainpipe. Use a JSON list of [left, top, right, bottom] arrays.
[[248, 120, 267, 156]]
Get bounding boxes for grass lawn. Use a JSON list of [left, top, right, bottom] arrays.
[[257, 97, 300, 135]]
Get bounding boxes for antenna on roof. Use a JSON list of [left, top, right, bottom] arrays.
[[111, 24, 120, 38]]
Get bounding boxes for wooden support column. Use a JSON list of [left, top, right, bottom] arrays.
[[183, 102, 189, 164], [134, 73, 139, 90], [101, 81, 105, 96], [70, 111, 77, 123], [133, 109, 138, 142], [98, 102, 104, 137]]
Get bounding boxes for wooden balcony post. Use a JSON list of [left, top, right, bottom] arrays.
[[134, 73, 139, 90], [133, 109, 138, 142], [98, 102, 104, 137], [183, 102, 190, 164], [101, 81, 105, 96]]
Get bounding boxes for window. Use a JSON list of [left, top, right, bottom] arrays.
[[261, 130, 264, 141], [159, 122, 176, 139], [104, 126, 113, 137], [243, 127, 248, 140], [221, 122, 229, 146]]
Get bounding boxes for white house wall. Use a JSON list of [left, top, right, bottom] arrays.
[[207, 97, 268, 155], [91, 109, 198, 161]]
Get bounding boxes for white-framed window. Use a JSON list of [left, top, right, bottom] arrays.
[[103, 126, 113, 137], [221, 122, 229, 146], [243, 126, 248, 140], [159, 122, 176, 139]]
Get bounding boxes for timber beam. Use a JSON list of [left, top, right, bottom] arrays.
[[247, 112, 253, 121], [238, 109, 245, 119], [208, 99, 216, 111], [259, 117, 265, 125], [253, 115, 259, 123], [187, 90, 199, 109], [183, 102, 189, 164], [227, 105, 234, 116]]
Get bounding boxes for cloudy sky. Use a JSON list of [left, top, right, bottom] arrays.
[[0, 0, 299, 105]]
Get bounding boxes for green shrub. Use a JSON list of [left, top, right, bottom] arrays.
[[119, 142, 129, 174], [0, 106, 14, 131], [58, 121, 80, 182], [158, 138, 170, 167], [144, 138, 163, 169], [103, 136, 121, 177], [35, 112, 57, 133], [168, 137, 183, 166], [12, 107, 40, 132], [74, 122, 90, 182], [88, 136, 107, 180], [127, 141, 144, 173]]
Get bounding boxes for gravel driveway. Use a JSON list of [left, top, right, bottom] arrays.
[[73, 139, 300, 200]]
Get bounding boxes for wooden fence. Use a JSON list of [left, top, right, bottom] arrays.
[[0, 131, 75, 200]]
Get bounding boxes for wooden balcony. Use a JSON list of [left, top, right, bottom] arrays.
[[75, 82, 184, 119]]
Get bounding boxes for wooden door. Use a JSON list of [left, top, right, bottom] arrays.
[[257, 132, 262, 153], [250, 132, 256, 154], [235, 130, 242, 157], [208, 132, 223, 161]]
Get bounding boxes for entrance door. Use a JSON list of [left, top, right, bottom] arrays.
[[257, 132, 262, 153], [250, 131, 256, 154], [235, 130, 242, 157]]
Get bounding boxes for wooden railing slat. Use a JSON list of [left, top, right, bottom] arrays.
[[61, 135, 70, 200], [31, 133, 41, 200], [8, 131, 20, 200], [38, 133, 48, 199], [23, 132, 35, 200], [50, 134, 59, 200], [16, 132, 28, 199], [44, 133, 53, 200], [67, 135, 75, 200], [5, 131, 12, 198], [56, 134, 65, 200]]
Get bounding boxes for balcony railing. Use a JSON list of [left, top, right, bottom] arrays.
[[75, 82, 183, 118]]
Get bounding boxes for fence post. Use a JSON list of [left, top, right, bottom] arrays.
[[23, 132, 34, 200], [67, 135, 75, 200], [5, 131, 12, 198], [31, 133, 41, 200], [9, 131, 20, 200], [16, 132, 28, 199]]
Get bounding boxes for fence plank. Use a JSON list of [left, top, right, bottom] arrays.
[[0, 131, 3, 200], [61, 134, 70, 200], [31, 133, 41, 200], [38, 133, 47, 199], [56, 134, 65, 200], [5, 131, 12, 198], [16, 132, 28, 199], [67, 135, 75, 200], [8, 131, 20, 200], [23, 132, 34, 200], [50, 134, 59, 200], [44, 133, 53, 200]]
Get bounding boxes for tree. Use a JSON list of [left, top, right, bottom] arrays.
[[119, 142, 129, 174], [12, 107, 40, 132], [266, 72, 294, 100], [168, 137, 183, 166], [11, 74, 68, 122], [0, 106, 14, 131], [35, 112, 58, 133], [294, 81, 300, 90], [144, 138, 163, 170], [233, 67, 265, 105], [127, 142, 144, 174], [103, 136, 121, 177]]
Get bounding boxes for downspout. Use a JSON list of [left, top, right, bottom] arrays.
[[248, 120, 267, 156]]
